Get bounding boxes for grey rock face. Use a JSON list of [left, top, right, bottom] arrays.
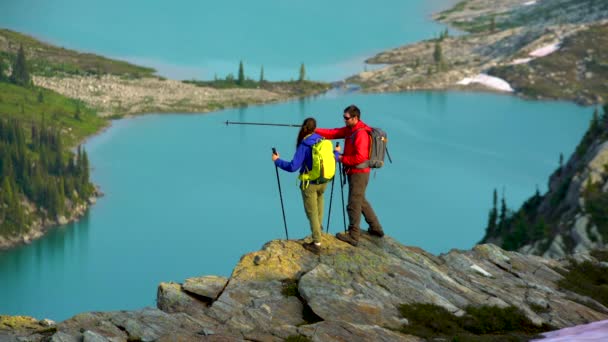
[[50, 332, 79, 342], [183, 275, 228, 300], [4, 236, 608, 341], [297, 320, 422, 342], [82, 330, 109, 342]]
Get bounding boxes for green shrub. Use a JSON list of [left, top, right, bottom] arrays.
[[557, 259, 608, 308], [281, 279, 299, 297], [399, 303, 552, 341]]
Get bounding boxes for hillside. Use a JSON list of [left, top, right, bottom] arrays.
[[2, 235, 608, 341], [348, 0, 608, 104], [0, 69, 105, 248], [0, 29, 155, 77], [0, 29, 330, 118], [482, 105, 608, 257]]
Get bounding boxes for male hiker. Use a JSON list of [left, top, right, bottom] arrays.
[[315, 104, 384, 246]]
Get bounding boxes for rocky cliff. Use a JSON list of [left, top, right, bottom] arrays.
[[482, 105, 608, 258], [3, 233, 608, 341]]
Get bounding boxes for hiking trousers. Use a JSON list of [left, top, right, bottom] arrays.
[[346, 172, 382, 238], [301, 183, 328, 243]]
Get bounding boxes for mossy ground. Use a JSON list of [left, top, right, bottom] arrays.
[[557, 256, 608, 308]]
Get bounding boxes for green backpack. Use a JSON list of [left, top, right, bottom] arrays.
[[299, 138, 336, 188]]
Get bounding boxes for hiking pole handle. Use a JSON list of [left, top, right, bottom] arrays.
[[272, 147, 277, 155]]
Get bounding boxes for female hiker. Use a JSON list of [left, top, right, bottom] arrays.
[[272, 117, 337, 254]]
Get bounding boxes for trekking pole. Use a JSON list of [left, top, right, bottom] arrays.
[[326, 142, 339, 233], [272, 147, 289, 240], [226, 121, 300, 128], [339, 161, 347, 232]]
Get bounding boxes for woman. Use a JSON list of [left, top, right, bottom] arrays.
[[272, 117, 337, 254]]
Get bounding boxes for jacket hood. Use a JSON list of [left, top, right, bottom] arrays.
[[302, 132, 323, 146]]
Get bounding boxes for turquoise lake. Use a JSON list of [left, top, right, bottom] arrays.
[[0, 0, 452, 81], [0, 0, 594, 322]]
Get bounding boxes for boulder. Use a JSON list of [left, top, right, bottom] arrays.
[[183, 275, 228, 300]]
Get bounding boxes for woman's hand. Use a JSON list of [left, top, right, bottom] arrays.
[[272, 152, 280, 161]]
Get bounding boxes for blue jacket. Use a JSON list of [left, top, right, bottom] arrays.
[[275, 133, 333, 174]]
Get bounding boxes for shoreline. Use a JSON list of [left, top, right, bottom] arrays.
[[5, 0, 604, 252], [0, 190, 100, 251], [352, 1, 608, 106]]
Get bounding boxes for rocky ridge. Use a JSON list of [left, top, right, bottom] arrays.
[[3, 234, 608, 341], [349, 0, 608, 105], [32, 76, 288, 117]]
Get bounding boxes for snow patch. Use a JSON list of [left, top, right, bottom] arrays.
[[457, 74, 514, 92], [529, 43, 560, 57], [507, 42, 561, 65], [532, 319, 608, 341], [510, 58, 533, 65], [470, 264, 493, 277], [523, 1, 537, 6]]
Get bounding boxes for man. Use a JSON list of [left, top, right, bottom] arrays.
[[315, 105, 384, 246]]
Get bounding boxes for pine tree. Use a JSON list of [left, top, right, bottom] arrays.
[[1, 176, 14, 208], [37, 90, 44, 103], [237, 60, 245, 85], [590, 107, 600, 131], [498, 190, 508, 232], [10, 45, 31, 87], [433, 41, 443, 67], [259, 65, 265, 83], [298, 63, 306, 82], [0, 59, 6, 82], [54, 132, 64, 175], [486, 188, 498, 236], [46, 179, 60, 218], [80, 148, 91, 196]]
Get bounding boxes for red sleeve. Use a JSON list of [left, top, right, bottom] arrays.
[[315, 127, 349, 139], [341, 129, 369, 166]]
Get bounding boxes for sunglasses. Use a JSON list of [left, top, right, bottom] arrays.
[[343, 115, 352, 120]]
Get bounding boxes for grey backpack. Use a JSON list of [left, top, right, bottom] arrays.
[[355, 127, 389, 169]]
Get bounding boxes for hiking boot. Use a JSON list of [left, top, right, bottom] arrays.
[[336, 232, 359, 247], [368, 228, 385, 238], [303, 242, 321, 255]]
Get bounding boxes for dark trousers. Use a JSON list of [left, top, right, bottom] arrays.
[[346, 172, 382, 238]]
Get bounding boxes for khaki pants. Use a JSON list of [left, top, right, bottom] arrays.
[[301, 183, 328, 243]]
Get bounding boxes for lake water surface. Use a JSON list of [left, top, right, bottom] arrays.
[[0, 0, 451, 81], [0, 0, 593, 322]]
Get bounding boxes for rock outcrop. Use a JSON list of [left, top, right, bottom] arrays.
[[482, 106, 608, 258], [350, 0, 608, 105], [3, 234, 608, 341]]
